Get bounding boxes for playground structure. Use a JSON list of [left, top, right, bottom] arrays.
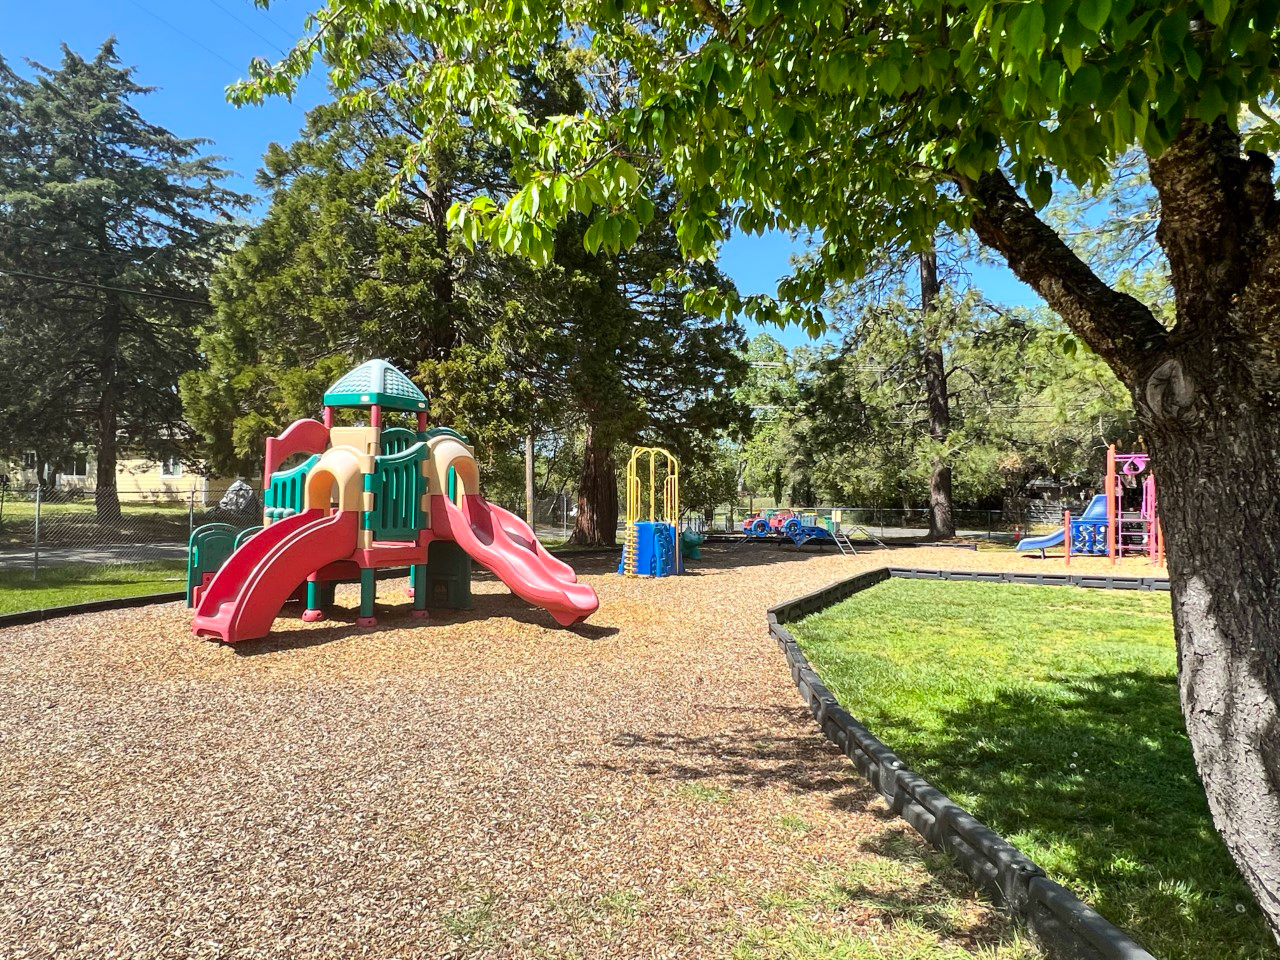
[[741, 508, 862, 554], [187, 360, 598, 643], [1017, 444, 1164, 565], [618, 446, 689, 577]]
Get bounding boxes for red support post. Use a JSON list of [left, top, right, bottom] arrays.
[[1105, 444, 1117, 565]]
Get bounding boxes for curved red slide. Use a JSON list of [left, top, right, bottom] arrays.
[[485, 500, 581, 583], [437, 494, 598, 626], [193, 509, 359, 643]]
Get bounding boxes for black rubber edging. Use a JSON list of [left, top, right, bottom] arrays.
[[769, 568, 1163, 960], [0, 590, 186, 630]]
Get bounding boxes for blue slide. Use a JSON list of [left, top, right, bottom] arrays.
[[1016, 527, 1065, 554], [1017, 495, 1108, 555]]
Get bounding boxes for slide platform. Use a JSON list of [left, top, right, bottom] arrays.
[[193, 508, 360, 643], [437, 493, 598, 626]]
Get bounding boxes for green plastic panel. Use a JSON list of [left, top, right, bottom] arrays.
[[187, 523, 237, 607], [371, 441, 427, 541], [380, 426, 418, 456], [265, 454, 319, 520]]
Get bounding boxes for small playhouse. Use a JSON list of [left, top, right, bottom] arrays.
[[187, 360, 598, 643]]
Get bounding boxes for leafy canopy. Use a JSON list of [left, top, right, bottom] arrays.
[[237, 0, 1280, 331]]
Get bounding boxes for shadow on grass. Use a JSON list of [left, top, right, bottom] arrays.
[[864, 669, 1271, 958], [834, 828, 1019, 951]]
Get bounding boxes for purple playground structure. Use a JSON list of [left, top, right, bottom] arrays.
[[1017, 444, 1164, 565]]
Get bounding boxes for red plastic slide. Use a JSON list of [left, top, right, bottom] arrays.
[[193, 509, 359, 643], [437, 494, 598, 626]]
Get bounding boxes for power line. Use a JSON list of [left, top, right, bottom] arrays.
[[124, 0, 309, 117], [204, 0, 290, 57], [0, 267, 212, 307], [248, 0, 300, 43], [124, 0, 245, 74]]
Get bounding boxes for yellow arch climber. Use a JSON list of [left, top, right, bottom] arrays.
[[622, 446, 680, 576]]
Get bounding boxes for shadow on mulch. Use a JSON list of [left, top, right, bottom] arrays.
[[230, 591, 621, 655], [580, 703, 880, 808]]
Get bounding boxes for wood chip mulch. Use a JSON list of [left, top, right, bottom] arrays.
[[0, 543, 1139, 958]]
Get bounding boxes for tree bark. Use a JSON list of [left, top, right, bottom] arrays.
[[1142, 386, 1280, 931], [570, 421, 618, 546], [921, 247, 955, 539], [95, 299, 122, 523]]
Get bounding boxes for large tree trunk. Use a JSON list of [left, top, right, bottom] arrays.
[[95, 300, 121, 523], [921, 247, 955, 539], [1143, 391, 1280, 929], [959, 121, 1280, 935], [570, 422, 618, 546]]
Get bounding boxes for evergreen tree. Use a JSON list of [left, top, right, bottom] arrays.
[[181, 97, 497, 477], [0, 41, 243, 517], [203, 45, 747, 543]]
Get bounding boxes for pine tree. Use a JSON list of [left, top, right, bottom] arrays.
[[0, 41, 243, 518]]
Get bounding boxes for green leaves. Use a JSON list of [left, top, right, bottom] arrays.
[[1011, 3, 1047, 59], [1069, 62, 1102, 105], [1078, 0, 1112, 33], [233, 0, 1280, 337], [1202, 0, 1231, 26]]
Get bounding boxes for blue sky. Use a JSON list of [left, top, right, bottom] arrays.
[[5, 0, 1043, 348]]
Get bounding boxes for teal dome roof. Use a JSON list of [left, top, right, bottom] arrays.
[[323, 359, 428, 412]]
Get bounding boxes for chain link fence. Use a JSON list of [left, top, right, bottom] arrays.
[[0, 482, 579, 577], [0, 486, 1035, 576], [0, 484, 264, 575]]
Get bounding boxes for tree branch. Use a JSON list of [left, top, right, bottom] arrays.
[[959, 169, 1166, 386], [688, 0, 733, 39], [1150, 119, 1279, 337]]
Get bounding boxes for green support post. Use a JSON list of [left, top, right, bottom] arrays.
[[303, 578, 327, 623], [411, 563, 429, 618], [358, 568, 377, 627]]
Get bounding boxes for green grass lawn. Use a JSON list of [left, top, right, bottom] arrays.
[[789, 579, 1276, 960], [0, 561, 185, 614]]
